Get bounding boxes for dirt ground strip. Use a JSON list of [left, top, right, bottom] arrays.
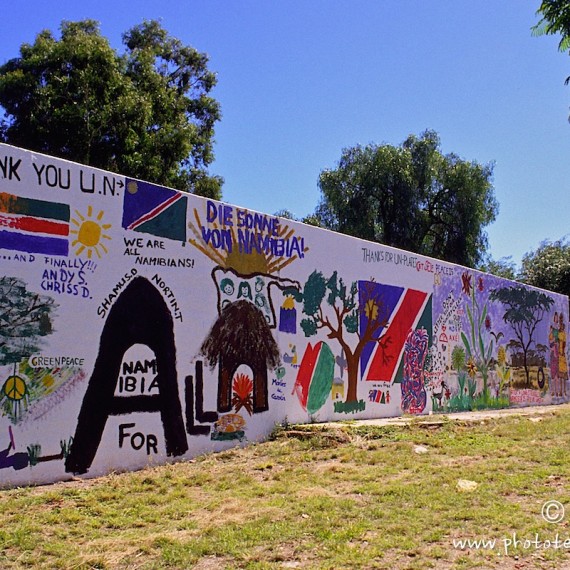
[[318, 402, 570, 429]]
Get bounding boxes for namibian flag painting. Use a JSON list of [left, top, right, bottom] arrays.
[[358, 280, 431, 384], [0, 192, 70, 256], [122, 179, 187, 242]]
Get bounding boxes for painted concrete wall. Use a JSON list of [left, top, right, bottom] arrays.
[[0, 143, 568, 487]]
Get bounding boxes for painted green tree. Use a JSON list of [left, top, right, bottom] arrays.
[[489, 285, 554, 387], [300, 271, 388, 407], [0, 277, 57, 367]]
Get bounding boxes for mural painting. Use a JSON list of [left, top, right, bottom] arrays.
[[0, 142, 568, 487]]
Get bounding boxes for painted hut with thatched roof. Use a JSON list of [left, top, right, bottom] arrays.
[[200, 300, 280, 413]]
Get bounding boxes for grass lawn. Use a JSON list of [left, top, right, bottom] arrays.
[[2, 408, 570, 569]]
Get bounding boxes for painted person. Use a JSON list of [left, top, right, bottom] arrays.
[[549, 312, 560, 397], [559, 318, 568, 397], [237, 281, 252, 301], [220, 277, 235, 296], [255, 292, 267, 310]]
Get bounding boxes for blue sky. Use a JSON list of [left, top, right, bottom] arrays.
[[1, 1, 569, 268]]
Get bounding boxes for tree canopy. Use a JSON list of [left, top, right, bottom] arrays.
[[520, 238, 570, 297], [477, 256, 518, 281], [533, 1, 570, 120], [314, 130, 497, 268], [0, 20, 222, 198], [533, 1, 570, 55]]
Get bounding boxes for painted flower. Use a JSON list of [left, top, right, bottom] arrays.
[[478, 277, 484, 292], [461, 272, 472, 296], [466, 357, 478, 378], [485, 315, 492, 330]]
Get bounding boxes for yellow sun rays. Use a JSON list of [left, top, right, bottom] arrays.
[[70, 206, 112, 259], [188, 207, 308, 275]]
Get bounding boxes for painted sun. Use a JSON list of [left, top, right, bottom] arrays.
[[70, 206, 112, 258]]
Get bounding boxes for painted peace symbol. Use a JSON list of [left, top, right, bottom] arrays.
[[2, 376, 27, 401]]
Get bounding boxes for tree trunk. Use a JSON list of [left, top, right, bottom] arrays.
[[344, 352, 360, 403], [523, 351, 531, 388]]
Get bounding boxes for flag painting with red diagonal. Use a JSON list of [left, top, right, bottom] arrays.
[[358, 281, 430, 383], [121, 179, 187, 242]]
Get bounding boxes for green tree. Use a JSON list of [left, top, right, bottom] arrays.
[[533, 1, 570, 121], [477, 255, 518, 281], [314, 130, 497, 267], [520, 238, 570, 297], [0, 20, 222, 198], [273, 209, 297, 221], [489, 285, 554, 387], [533, 1, 570, 74], [273, 209, 323, 227]]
